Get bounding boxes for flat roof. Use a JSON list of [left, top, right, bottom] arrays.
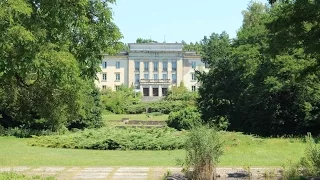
[[128, 43, 183, 52]]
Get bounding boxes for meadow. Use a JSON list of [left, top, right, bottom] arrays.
[[0, 132, 305, 167]]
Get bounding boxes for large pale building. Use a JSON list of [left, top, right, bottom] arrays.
[[96, 43, 208, 97]]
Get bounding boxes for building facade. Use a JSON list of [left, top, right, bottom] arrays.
[[96, 43, 208, 97]]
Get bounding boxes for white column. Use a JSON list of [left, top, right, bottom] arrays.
[[159, 85, 162, 97], [149, 85, 153, 97]]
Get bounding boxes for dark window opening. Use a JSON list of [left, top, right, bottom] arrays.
[[162, 88, 168, 96], [153, 88, 159, 96], [143, 88, 149, 96]]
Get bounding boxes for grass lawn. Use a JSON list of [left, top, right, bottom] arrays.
[[102, 113, 168, 122], [0, 136, 306, 167]]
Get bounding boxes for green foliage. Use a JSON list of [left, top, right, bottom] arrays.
[[180, 125, 223, 180], [29, 127, 185, 150], [200, 31, 231, 67], [166, 107, 201, 130], [182, 40, 202, 53], [0, 0, 121, 131], [197, 1, 320, 136], [101, 84, 194, 115], [0, 172, 55, 180], [136, 38, 158, 43], [284, 134, 320, 179], [101, 85, 141, 114], [165, 82, 198, 102], [267, 0, 320, 63]]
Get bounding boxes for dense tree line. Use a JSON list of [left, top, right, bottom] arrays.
[[197, 1, 320, 136]]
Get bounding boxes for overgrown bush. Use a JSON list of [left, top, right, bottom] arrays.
[[29, 127, 185, 150], [124, 100, 191, 114], [179, 125, 223, 180], [101, 85, 142, 114], [165, 82, 198, 102], [284, 133, 320, 179], [100, 82, 197, 115], [166, 107, 201, 130], [0, 81, 103, 131]]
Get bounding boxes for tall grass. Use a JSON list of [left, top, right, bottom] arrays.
[[180, 125, 223, 180], [284, 133, 320, 179]]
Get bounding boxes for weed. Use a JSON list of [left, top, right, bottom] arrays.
[[179, 124, 223, 180]]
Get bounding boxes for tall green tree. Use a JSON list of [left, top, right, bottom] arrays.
[[198, 1, 320, 136], [200, 32, 231, 67], [267, 0, 320, 73], [0, 0, 122, 130]]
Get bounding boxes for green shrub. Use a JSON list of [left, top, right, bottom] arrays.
[[179, 124, 223, 180], [166, 107, 201, 130], [165, 82, 198, 102], [125, 100, 191, 115], [284, 133, 320, 179], [29, 127, 186, 150], [101, 85, 142, 114]]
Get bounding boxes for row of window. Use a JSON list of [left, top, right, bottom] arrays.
[[102, 61, 121, 69], [102, 85, 197, 92], [102, 72, 196, 82], [102, 61, 198, 71], [102, 85, 121, 90], [134, 73, 177, 83], [102, 73, 120, 81], [134, 61, 177, 72]]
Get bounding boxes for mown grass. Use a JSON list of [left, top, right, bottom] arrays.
[[0, 132, 306, 167], [102, 113, 168, 122]]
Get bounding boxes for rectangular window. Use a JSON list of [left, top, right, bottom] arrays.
[[192, 86, 196, 92], [144, 62, 149, 71], [153, 88, 159, 96], [191, 73, 196, 81], [191, 61, 196, 69], [102, 73, 107, 81], [163, 61, 168, 72], [135, 61, 140, 71], [115, 86, 120, 91], [135, 74, 140, 83], [116, 61, 120, 69], [103, 61, 107, 69], [143, 88, 149, 96], [153, 61, 158, 72], [102, 85, 107, 90], [153, 74, 158, 80], [162, 73, 168, 80], [172, 61, 177, 71], [144, 73, 149, 79], [172, 74, 177, 83], [115, 73, 120, 81], [162, 88, 168, 96]]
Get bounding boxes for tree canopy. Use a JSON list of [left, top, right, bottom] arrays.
[[0, 0, 122, 130], [197, 1, 320, 136]]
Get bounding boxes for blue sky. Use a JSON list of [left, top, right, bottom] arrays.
[[110, 0, 267, 43]]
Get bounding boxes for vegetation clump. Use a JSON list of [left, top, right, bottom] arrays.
[[29, 127, 185, 150], [166, 107, 201, 130], [179, 125, 223, 180], [284, 133, 320, 180]]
